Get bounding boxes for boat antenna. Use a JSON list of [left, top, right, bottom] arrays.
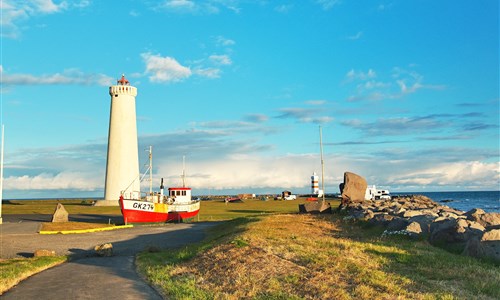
[[181, 155, 186, 187], [319, 125, 326, 203]]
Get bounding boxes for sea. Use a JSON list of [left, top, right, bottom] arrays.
[[392, 191, 500, 213]]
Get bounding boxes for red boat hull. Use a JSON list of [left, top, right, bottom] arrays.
[[119, 198, 200, 223]]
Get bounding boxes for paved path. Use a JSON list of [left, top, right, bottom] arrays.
[[0, 215, 216, 299]]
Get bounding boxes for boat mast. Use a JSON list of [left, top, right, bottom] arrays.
[[149, 146, 153, 195], [319, 125, 325, 202]]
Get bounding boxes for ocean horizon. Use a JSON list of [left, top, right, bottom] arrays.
[[392, 190, 500, 213], [4, 190, 499, 213]]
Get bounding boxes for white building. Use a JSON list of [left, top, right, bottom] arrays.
[[96, 75, 140, 206]]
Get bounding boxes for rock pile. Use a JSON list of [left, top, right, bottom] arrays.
[[340, 195, 500, 262]]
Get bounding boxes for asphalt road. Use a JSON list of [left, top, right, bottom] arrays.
[[0, 214, 216, 299]]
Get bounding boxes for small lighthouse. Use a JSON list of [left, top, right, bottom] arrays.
[[311, 172, 323, 197], [96, 75, 140, 206], [311, 172, 319, 195]]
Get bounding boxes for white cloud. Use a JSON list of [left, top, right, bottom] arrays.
[[5, 171, 102, 191], [163, 0, 196, 10], [141, 53, 192, 83], [345, 69, 377, 81], [216, 36, 236, 47], [316, 0, 341, 10], [275, 4, 293, 13], [347, 31, 363, 40], [34, 0, 68, 13], [305, 100, 327, 105], [209, 54, 232, 65], [390, 161, 500, 188], [344, 67, 446, 101], [0, 66, 113, 86], [156, 0, 223, 14], [277, 107, 334, 124], [193, 67, 221, 79], [1, 0, 90, 38]]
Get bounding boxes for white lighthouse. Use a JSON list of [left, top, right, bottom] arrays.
[[96, 75, 140, 206]]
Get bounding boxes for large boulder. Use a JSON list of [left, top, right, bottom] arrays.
[[463, 229, 500, 262], [340, 172, 367, 205], [465, 209, 500, 229], [429, 218, 485, 252], [51, 203, 69, 223], [299, 201, 332, 214]]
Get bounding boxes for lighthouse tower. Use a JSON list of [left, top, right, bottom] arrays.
[[97, 75, 140, 206]]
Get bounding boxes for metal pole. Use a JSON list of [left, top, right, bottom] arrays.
[[0, 125, 4, 224], [319, 125, 325, 202]]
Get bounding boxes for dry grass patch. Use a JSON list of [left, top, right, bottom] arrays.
[[40, 222, 115, 232]]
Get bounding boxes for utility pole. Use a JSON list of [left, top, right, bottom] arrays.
[[319, 125, 326, 203], [0, 125, 4, 224]]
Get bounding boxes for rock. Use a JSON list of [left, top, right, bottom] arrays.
[[429, 218, 485, 250], [340, 172, 367, 204], [369, 214, 394, 226], [408, 215, 436, 234], [403, 210, 425, 218], [405, 222, 423, 236], [387, 217, 409, 231], [471, 212, 500, 229], [34, 249, 56, 257], [465, 208, 486, 219], [95, 243, 113, 257], [51, 203, 69, 223], [481, 229, 500, 241], [463, 231, 500, 263], [299, 201, 332, 214]]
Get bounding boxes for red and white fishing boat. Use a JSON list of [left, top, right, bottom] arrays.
[[119, 147, 200, 224]]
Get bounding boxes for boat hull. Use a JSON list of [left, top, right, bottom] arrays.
[[119, 198, 200, 223]]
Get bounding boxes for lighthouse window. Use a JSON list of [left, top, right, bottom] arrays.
[[114, 94, 118, 97], [182, 191, 186, 196]]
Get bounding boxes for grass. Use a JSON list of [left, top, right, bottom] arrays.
[[196, 198, 325, 221], [136, 214, 500, 300], [0, 256, 67, 295], [2, 199, 121, 215]]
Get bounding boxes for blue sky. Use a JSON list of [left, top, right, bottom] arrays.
[[1, 0, 498, 199]]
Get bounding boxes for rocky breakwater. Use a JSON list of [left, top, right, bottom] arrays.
[[341, 195, 500, 262], [338, 171, 500, 263]]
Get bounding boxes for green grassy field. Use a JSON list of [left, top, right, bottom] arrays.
[[2, 199, 121, 215], [2, 197, 336, 221]]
